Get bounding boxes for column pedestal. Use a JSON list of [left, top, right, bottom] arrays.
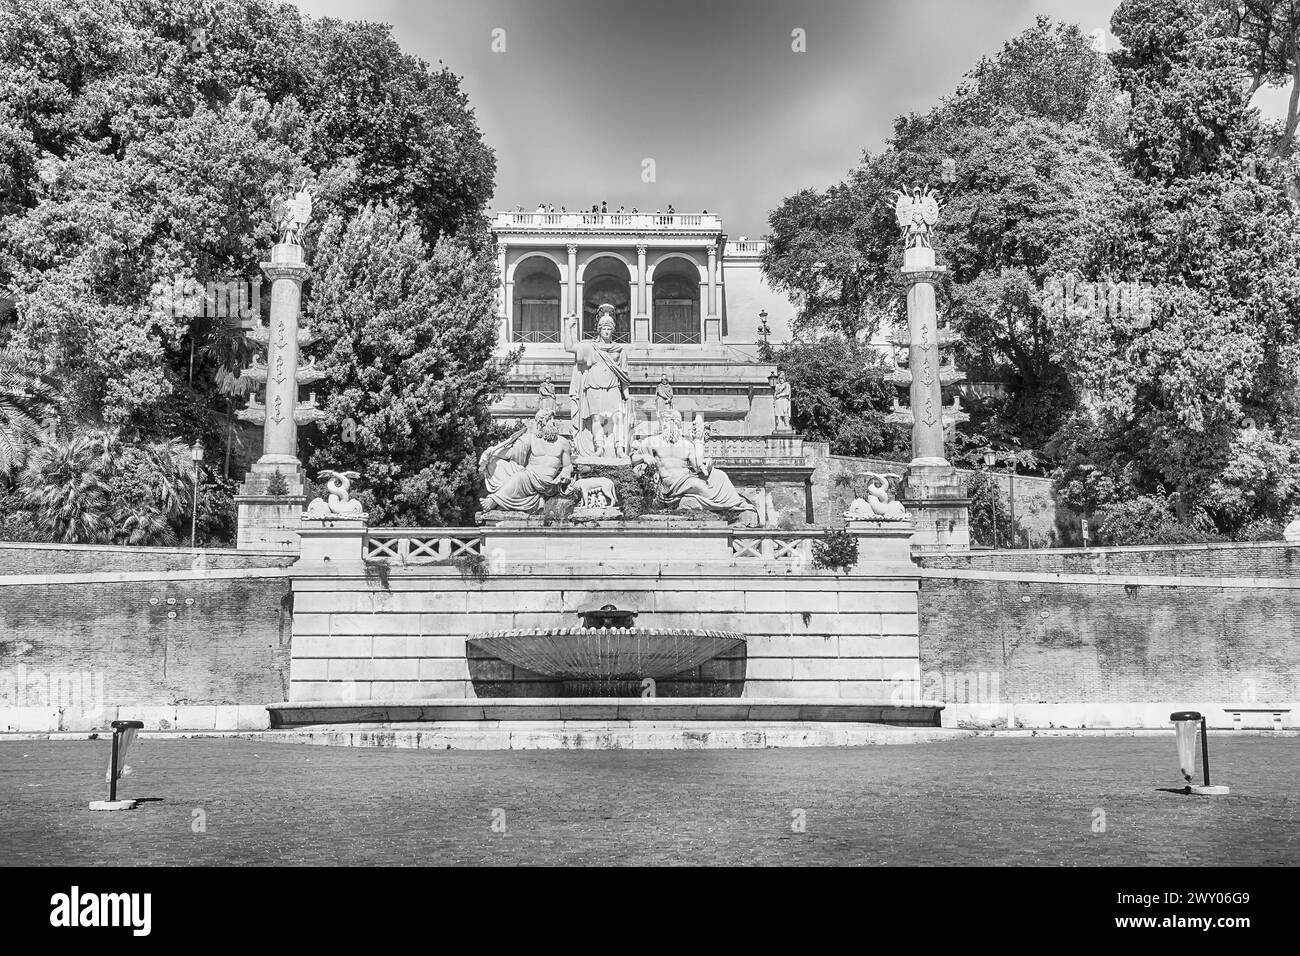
[[236, 462, 307, 552], [902, 462, 971, 554]]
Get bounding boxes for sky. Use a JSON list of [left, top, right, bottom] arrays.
[[289, 0, 1290, 237]]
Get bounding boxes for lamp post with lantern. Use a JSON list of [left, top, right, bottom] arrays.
[[190, 440, 204, 550], [757, 310, 771, 350]]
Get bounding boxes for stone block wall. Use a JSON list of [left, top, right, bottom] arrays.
[[922, 541, 1299, 578], [288, 566, 922, 703], [0, 570, 293, 732], [807, 445, 1062, 543], [917, 567, 1300, 728], [0, 542, 295, 575]]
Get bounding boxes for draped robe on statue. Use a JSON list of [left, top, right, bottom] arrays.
[[569, 340, 629, 421], [641, 434, 754, 514], [480, 432, 571, 513]]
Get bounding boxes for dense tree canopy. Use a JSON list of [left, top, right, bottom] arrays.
[[764, 7, 1300, 539], [307, 205, 512, 526], [0, 0, 504, 540]]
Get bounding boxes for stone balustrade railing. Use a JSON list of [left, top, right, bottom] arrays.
[[362, 529, 483, 565], [348, 527, 833, 566], [494, 212, 721, 231], [705, 435, 805, 460], [729, 532, 819, 563]]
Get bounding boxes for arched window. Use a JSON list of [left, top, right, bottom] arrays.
[[581, 257, 631, 342], [652, 259, 701, 344], [512, 258, 561, 343]]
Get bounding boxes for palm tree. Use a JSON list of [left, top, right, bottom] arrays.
[[198, 315, 256, 478], [19, 430, 117, 543], [0, 348, 57, 477]]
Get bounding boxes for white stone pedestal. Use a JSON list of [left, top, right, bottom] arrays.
[[903, 462, 971, 554]]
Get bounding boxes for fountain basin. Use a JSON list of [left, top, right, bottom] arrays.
[[469, 626, 745, 681]]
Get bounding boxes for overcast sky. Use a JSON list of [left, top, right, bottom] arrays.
[[289, 0, 1288, 237]]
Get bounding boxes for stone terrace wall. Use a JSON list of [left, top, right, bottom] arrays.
[[0, 542, 295, 575], [806, 444, 1062, 544], [0, 569, 293, 731], [922, 541, 1299, 577], [918, 566, 1300, 728], [289, 567, 922, 703]]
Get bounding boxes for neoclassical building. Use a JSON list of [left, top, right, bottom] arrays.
[[491, 209, 795, 434], [490, 209, 815, 523]]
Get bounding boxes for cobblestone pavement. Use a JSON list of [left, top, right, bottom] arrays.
[[1, 736, 1296, 865]]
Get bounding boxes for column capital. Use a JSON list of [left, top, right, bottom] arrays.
[[566, 243, 578, 256], [260, 262, 310, 283], [636, 244, 647, 256], [902, 264, 947, 287]]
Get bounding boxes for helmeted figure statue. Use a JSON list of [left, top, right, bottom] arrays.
[[478, 408, 573, 514], [563, 303, 629, 458], [635, 409, 754, 518]]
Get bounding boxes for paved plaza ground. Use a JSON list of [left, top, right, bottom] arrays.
[[1, 735, 1296, 865]]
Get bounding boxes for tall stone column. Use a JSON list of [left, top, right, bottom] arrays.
[[634, 244, 650, 343], [235, 184, 326, 552], [892, 187, 970, 554], [903, 244, 947, 465], [566, 243, 577, 328], [261, 244, 308, 463], [704, 245, 720, 342], [496, 241, 509, 346]]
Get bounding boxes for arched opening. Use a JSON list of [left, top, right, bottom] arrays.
[[581, 256, 632, 342], [512, 257, 561, 343], [652, 257, 701, 344]]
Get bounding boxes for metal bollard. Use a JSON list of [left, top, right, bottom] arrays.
[[1170, 711, 1229, 796], [88, 719, 145, 811]]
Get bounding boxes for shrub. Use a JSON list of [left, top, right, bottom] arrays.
[[811, 528, 859, 572], [1094, 495, 1221, 546]]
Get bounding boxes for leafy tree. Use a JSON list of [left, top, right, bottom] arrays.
[[771, 336, 908, 458], [1049, 0, 1300, 533], [15, 428, 191, 544], [306, 204, 514, 526], [966, 470, 1021, 549], [763, 18, 1126, 462], [1217, 0, 1300, 157], [0, 0, 497, 463], [0, 347, 56, 477]]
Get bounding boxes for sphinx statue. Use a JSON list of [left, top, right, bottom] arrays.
[[635, 410, 755, 519]]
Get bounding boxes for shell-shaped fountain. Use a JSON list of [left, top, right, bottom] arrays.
[[469, 604, 745, 688]]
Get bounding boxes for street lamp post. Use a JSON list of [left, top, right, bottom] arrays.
[[757, 310, 770, 348], [983, 448, 998, 549], [1007, 461, 1017, 549], [190, 440, 204, 550]]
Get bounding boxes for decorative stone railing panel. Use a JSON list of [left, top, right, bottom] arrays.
[[730, 534, 817, 563], [364, 530, 483, 565]]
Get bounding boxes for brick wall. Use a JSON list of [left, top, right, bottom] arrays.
[[917, 569, 1300, 727], [0, 571, 293, 731], [922, 541, 1300, 577], [0, 542, 296, 575]]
